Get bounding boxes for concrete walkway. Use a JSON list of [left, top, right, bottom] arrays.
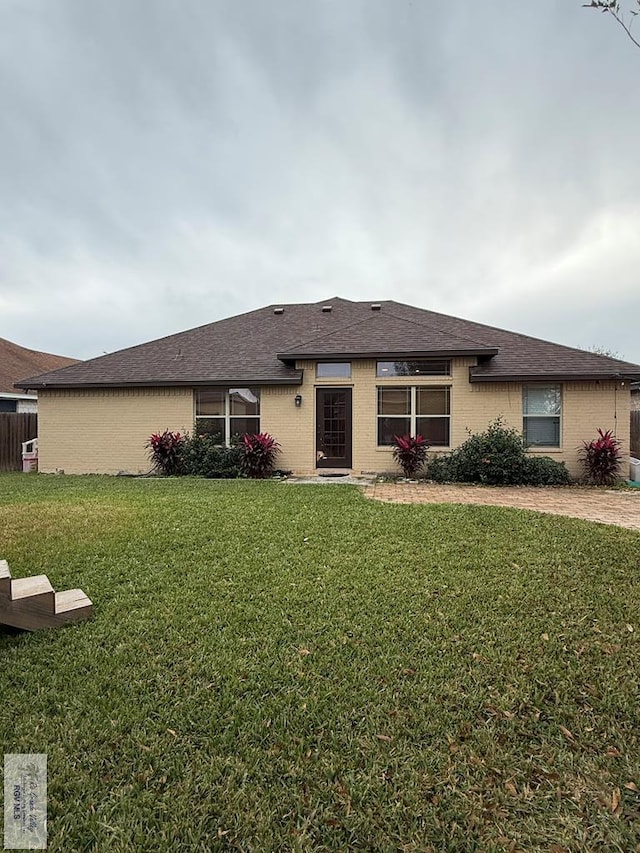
[[364, 483, 640, 531]]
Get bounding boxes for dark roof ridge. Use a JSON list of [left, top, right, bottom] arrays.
[[278, 305, 495, 356], [278, 314, 388, 354], [383, 299, 639, 370], [469, 325, 640, 372], [381, 306, 495, 349]]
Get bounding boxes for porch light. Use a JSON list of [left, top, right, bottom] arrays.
[[294, 394, 303, 407]]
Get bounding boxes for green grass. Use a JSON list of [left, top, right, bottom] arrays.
[[0, 474, 639, 852]]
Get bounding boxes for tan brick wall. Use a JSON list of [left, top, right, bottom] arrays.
[[37, 370, 631, 480], [38, 388, 193, 474], [261, 382, 316, 473], [557, 381, 630, 477], [260, 362, 630, 480]]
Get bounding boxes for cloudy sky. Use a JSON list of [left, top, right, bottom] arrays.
[[1, 0, 639, 364]]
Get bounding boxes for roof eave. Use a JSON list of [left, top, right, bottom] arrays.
[[277, 347, 499, 361], [18, 374, 304, 391], [470, 370, 640, 383]]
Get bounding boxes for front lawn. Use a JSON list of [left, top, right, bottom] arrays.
[[0, 474, 638, 852]]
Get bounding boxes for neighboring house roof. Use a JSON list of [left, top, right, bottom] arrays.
[[1, 337, 78, 395], [15, 297, 640, 390]]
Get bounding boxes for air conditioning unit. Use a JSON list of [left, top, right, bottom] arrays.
[[630, 458, 640, 482]]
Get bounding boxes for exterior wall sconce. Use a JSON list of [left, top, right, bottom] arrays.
[[294, 394, 303, 407]]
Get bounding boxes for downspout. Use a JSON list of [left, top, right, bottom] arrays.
[[611, 372, 637, 439]]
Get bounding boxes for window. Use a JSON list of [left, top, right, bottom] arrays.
[[317, 362, 351, 378], [195, 388, 260, 443], [377, 359, 450, 377], [523, 385, 561, 446], [377, 386, 450, 446]]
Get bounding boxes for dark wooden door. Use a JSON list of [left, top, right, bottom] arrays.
[[316, 388, 352, 468]]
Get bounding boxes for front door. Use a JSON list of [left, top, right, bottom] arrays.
[[316, 388, 352, 468]]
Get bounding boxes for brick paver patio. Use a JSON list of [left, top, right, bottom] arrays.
[[364, 483, 640, 531]]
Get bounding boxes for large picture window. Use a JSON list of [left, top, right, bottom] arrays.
[[377, 386, 450, 446], [195, 388, 260, 444], [523, 385, 561, 446]]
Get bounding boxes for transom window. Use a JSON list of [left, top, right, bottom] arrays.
[[195, 388, 260, 444], [316, 362, 352, 378], [377, 386, 450, 446], [377, 359, 451, 378], [523, 385, 561, 447]]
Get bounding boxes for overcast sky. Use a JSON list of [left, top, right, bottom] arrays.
[[1, 0, 639, 364]]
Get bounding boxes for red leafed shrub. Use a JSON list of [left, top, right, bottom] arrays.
[[240, 433, 281, 479], [578, 429, 623, 486], [147, 430, 185, 476], [392, 434, 429, 479]]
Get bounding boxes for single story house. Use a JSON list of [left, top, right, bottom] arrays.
[[16, 298, 640, 478], [0, 337, 78, 413]]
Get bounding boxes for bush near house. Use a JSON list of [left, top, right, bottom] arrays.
[[392, 434, 429, 478], [426, 418, 571, 486], [147, 430, 281, 479], [180, 433, 243, 479], [239, 432, 281, 479], [578, 429, 623, 486], [146, 430, 185, 476]]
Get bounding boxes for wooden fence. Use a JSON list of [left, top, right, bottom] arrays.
[[0, 413, 37, 471], [632, 411, 640, 458]]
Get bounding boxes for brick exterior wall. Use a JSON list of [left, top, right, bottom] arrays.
[[263, 359, 630, 479], [37, 362, 631, 479], [38, 387, 193, 474]]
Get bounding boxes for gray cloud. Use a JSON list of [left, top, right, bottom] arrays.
[[1, 0, 639, 361]]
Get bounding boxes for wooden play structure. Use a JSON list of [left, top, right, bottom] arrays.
[[0, 559, 92, 631]]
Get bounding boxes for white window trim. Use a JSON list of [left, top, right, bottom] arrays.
[[522, 384, 562, 448]]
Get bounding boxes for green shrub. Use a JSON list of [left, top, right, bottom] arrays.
[[521, 455, 571, 486], [425, 417, 571, 486], [426, 418, 526, 485], [426, 454, 456, 483], [193, 420, 224, 443], [180, 434, 243, 479]]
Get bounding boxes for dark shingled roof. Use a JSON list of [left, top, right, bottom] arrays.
[[1, 337, 78, 395], [16, 297, 640, 389]]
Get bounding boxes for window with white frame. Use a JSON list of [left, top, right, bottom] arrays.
[[377, 386, 450, 446], [195, 388, 260, 443], [522, 385, 561, 446]]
